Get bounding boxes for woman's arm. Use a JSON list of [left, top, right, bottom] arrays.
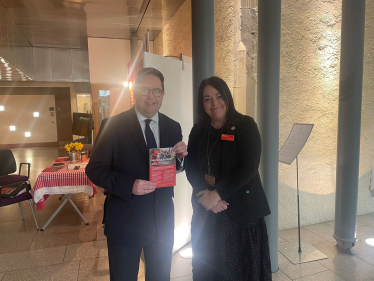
[[215, 117, 261, 200], [186, 124, 211, 193]]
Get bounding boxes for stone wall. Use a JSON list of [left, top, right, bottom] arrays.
[[153, 0, 235, 92], [153, 0, 374, 229]]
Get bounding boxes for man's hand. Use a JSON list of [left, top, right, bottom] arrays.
[[196, 189, 221, 210], [132, 180, 157, 195], [174, 141, 188, 159], [210, 200, 229, 213]]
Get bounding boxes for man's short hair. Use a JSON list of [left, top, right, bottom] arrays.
[[135, 67, 165, 91]]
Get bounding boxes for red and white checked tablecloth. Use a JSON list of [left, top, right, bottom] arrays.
[[32, 157, 97, 210]]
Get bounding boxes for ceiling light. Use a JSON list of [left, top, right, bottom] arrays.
[[25, 132, 31, 137], [129, 81, 133, 88], [10, 126, 15, 131], [33, 112, 39, 117], [83, 95, 85, 97], [123, 81, 129, 87], [0, 106, 4, 111], [27, 158, 32, 162]]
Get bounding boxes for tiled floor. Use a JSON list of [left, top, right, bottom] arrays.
[[0, 147, 374, 280]]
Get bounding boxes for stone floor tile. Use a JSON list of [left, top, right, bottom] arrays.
[[278, 252, 328, 279], [304, 222, 336, 243], [294, 270, 344, 281], [357, 214, 374, 227], [272, 270, 292, 281], [0, 246, 66, 272], [29, 224, 97, 250], [97, 223, 106, 240], [64, 240, 108, 262], [279, 227, 329, 245], [78, 256, 145, 281], [170, 253, 192, 279], [315, 242, 374, 281], [0, 231, 37, 254], [2, 261, 79, 281], [170, 275, 193, 281]]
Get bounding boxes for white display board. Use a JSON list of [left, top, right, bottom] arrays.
[[143, 52, 194, 253], [279, 124, 314, 165]]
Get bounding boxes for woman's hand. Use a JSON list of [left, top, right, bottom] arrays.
[[210, 200, 229, 213], [196, 189, 221, 210]]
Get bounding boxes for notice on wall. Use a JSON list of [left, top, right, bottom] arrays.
[[279, 124, 314, 165]]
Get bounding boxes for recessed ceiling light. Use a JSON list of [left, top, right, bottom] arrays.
[[10, 126, 15, 131], [0, 106, 4, 111], [33, 112, 39, 117], [25, 132, 31, 137], [27, 158, 32, 162]]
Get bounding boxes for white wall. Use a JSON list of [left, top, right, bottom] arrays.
[[143, 52, 193, 253], [88, 38, 154, 84], [0, 95, 57, 145]]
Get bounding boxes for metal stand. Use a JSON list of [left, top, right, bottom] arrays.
[[40, 193, 89, 231], [279, 156, 327, 264]]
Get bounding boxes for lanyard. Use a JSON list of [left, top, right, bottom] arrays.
[[206, 126, 224, 175]]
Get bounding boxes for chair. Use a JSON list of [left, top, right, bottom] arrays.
[[0, 149, 39, 230]]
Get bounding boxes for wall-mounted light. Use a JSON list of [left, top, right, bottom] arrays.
[[123, 81, 129, 87], [0, 106, 4, 111], [25, 132, 31, 137], [33, 112, 39, 117], [10, 126, 16, 131]]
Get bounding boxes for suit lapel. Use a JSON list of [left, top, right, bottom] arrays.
[[125, 107, 149, 160]]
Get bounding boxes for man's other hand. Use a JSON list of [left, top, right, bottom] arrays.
[[132, 180, 157, 195], [174, 141, 188, 159]]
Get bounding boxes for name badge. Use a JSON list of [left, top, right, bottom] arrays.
[[221, 134, 234, 141]]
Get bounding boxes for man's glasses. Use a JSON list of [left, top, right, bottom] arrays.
[[137, 88, 164, 98]]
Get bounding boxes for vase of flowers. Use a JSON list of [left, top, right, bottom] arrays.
[[64, 142, 84, 163]]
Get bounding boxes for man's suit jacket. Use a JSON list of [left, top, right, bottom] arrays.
[[86, 107, 183, 247], [186, 115, 271, 224]]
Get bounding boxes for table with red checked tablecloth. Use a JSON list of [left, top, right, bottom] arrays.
[[31, 157, 97, 231]]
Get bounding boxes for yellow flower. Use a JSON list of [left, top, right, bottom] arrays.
[[64, 144, 71, 152]]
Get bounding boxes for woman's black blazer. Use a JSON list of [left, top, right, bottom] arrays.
[[186, 115, 271, 224]]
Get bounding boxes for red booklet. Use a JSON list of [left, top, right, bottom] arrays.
[[149, 147, 176, 188]]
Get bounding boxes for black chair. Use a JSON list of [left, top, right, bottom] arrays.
[[0, 149, 39, 230]]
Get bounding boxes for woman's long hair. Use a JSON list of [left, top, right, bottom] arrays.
[[197, 76, 243, 125]]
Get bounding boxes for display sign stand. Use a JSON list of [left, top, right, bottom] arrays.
[[278, 124, 327, 264]]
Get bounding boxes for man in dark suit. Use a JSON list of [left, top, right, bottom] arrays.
[[86, 67, 188, 281]]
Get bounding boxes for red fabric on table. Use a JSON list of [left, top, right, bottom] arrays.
[[32, 159, 96, 210]]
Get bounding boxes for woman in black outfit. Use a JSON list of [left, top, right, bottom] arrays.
[[186, 76, 272, 280]]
